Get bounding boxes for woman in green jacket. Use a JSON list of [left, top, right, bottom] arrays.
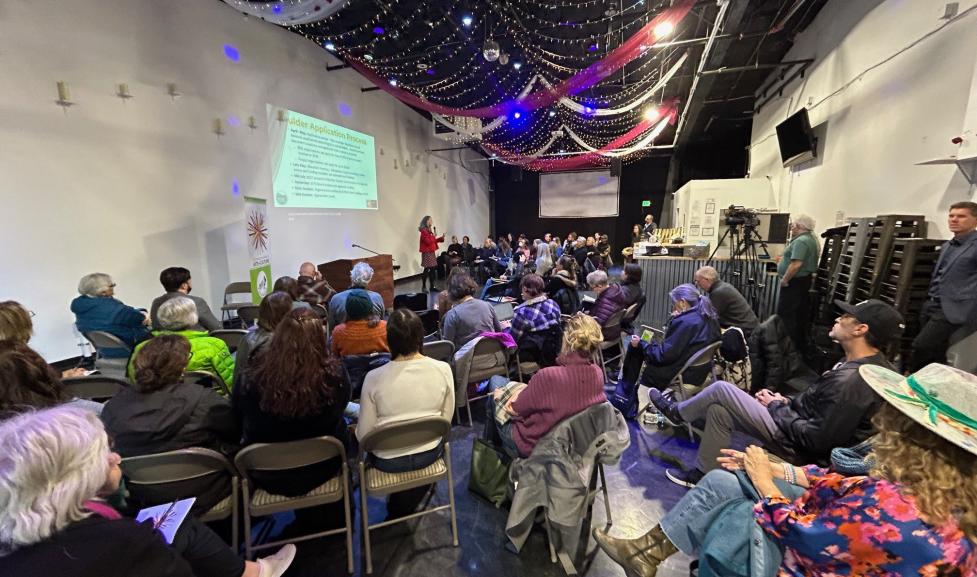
[[127, 296, 235, 388]]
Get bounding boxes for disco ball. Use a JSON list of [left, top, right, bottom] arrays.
[[483, 39, 500, 62]]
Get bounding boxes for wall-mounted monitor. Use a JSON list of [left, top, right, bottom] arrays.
[[776, 108, 817, 168]]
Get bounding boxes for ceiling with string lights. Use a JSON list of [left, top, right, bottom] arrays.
[[222, 0, 826, 170]]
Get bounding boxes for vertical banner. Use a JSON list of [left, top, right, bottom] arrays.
[[245, 197, 272, 303]]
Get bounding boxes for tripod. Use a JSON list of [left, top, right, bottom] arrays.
[[708, 225, 770, 310]]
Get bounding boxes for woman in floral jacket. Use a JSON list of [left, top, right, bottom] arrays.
[[593, 363, 977, 577]]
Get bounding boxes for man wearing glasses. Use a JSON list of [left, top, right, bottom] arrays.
[[648, 299, 904, 488]]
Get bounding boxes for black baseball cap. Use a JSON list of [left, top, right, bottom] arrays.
[[834, 299, 906, 343]]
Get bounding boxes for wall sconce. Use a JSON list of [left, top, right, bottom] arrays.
[[393, 158, 399, 169], [116, 83, 133, 101], [276, 109, 286, 122], [247, 116, 258, 131], [166, 82, 182, 99], [213, 118, 225, 137], [56, 81, 74, 110]]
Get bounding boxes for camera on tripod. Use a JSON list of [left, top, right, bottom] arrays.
[[725, 205, 761, 228]]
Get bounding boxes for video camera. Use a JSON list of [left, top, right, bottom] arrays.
[[724, 205, 761, 228]]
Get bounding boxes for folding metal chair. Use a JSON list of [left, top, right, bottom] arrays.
[[458, 338, 510, 426], [185, 370, 231, 397], [422, 340, 455, 364], [121, 448, 239, 550], [637, 340, 722, 438], [596, 309, 627, 382], [221, 281, 252, 321], [235, 436, 354, 572], [393, 292, 428, 312], [82, 330, 131, 377], [62, 375, 129, 401], [208, 329, 248, 353], [357, 417, 458, 574], [237, 305, 260, 328]]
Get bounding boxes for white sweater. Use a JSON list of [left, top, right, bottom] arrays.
[[356, 355, 455, 459]]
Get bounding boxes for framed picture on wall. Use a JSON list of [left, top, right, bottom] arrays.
[[689, 225, 701, 237], [702, 227, 715, 236], [705, 202, 716, 215]]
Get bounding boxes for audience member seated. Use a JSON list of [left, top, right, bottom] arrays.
[[437, 267, 467, 329], [272, 276, 311, 310], [597, 234, 613, 268], [0, 300, 86, 378], [619, 283, 720, 392], [572, 237, 590, 271], [331, 289, 389, 357], [586, 270, 627, 340], [534, 240, 554, 277], [233, 291, 292, 385], [694, 265, 759, 335], [149, 267, 221, 332], [0, 406, 295, 577], [445, 236, 464, 270], [509, 274, 562, 366], [649, 299, 903, 488], [357, 309, 454, 517], [71, 272, 151, 356], [545, 256, 581, 315], [127, 297, 235, 388], [618, 263, 646, 312], [442, 270, 501, 349], [0, 340, 102, 418], [102, 335, 239, 512], [484, 314, 607, 459], [460, 235, 476, 265], [296, 276, 329, 319], [233, 308, 350, 497], [328, 262, 385, 328], [298, 261, 335, 306], [748, 314, 816, 394], [595, 364, 977, 577]]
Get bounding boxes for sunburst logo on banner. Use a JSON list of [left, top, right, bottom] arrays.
[[247, 208, 269, 254]]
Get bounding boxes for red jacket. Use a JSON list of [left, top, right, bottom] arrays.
[[419, 229, 444, 253]]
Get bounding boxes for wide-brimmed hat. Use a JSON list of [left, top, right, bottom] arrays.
[[859, 363, 977, 457]]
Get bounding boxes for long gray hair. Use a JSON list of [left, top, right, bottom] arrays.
[[669, 283, 717, 321], [418, 215, 432, 232]]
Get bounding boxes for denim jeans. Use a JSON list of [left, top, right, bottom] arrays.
[[370, 442, 444, 474], [483, 374, 522, 459], [660, 469, 805, 555]]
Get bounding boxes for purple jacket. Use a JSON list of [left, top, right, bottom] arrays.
[[590, 284, 627, 340]]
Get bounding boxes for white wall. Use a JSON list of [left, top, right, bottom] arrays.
[[0, 0, 490, 361], [748, 0, 977, 237]]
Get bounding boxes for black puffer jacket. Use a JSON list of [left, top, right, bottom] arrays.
[[748, 315, 815, 393], [545, 272, 580, 315]]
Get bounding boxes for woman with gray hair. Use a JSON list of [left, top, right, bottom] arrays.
[[70, 272, 150, 357], [777, 214, 820, 353], [126, 296, 235, 389], [0, 406, 295, 577], [612, 283, 720, 417]]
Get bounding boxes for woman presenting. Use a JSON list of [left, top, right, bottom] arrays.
[[418, 215, 444, 292]]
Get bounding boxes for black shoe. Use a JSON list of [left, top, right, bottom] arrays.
[[665, 467, 703, 489], [648, 388, 683, 426]]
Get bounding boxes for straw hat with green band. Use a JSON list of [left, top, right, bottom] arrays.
[[859, 363, 977, 457]]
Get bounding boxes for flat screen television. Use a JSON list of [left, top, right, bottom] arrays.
[[775, 108, 817, 167]]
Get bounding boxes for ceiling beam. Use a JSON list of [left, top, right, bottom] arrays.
[[673, 0, 752, 151]]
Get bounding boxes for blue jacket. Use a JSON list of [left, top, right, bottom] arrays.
[[933, 230, 977, 326], [71, 295, 150, 357], [638, 307, 719, 387]]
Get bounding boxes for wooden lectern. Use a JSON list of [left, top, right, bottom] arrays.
[[318, 254, 394, 309]]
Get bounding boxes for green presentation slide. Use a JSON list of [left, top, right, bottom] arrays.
[[268, 106, 378, 210]]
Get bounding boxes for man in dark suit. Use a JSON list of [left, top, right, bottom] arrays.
[[910, 201, 977, 370], [642, 214, 658, 239]]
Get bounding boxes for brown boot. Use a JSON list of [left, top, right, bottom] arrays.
[[593, 525, 678, 577]]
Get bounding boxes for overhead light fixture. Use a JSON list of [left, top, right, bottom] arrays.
[[363, 53, 374, 61], [483, 38, 500, 62], [462, 14, 474, 27], [416, 62, 429, 70], [549, 110, 556, 117], [513, 62, 522, 70], [372, 26, 385, 35], [643, 107, 660, 120], [513, 112, 521, 119], [389, 78, 398, 87], [324, 41, 336, 51], [654, 21, 675, 38]]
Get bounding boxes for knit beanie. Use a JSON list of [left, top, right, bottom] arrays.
[[345, 289, 374, 320]]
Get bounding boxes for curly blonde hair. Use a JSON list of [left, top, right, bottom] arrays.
[[870, 403, 977, 540], [561, 314, 603, 357]]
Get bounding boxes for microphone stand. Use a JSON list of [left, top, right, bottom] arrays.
[[352, 244, 400, 270]]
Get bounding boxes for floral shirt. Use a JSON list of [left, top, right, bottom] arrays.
[[754, 466, 976, 577]]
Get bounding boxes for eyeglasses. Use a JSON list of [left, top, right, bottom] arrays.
[[108, 283, 117, 288], [29, 310, 36, 318]]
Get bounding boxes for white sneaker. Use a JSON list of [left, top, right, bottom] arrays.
[[257, 544, 296, 577]]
